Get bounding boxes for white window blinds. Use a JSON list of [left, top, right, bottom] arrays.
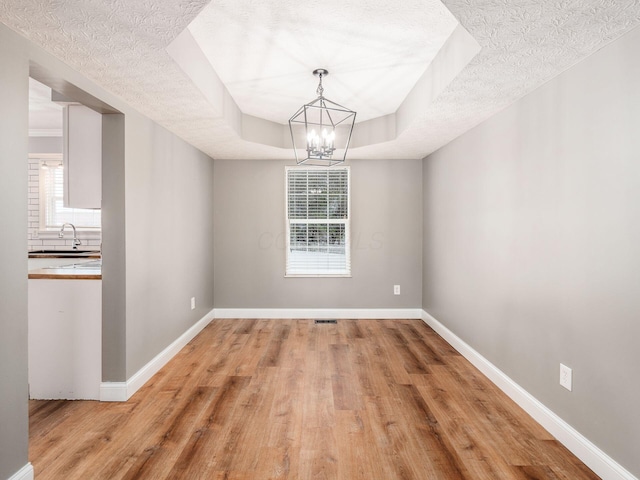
[[40, 162, 101, 230], [285, 166, 351, 276]]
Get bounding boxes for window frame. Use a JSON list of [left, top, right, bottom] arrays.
[[284, 165, 351, 278]]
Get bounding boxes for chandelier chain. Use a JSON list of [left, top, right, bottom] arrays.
[[316, 73, 324, 97]]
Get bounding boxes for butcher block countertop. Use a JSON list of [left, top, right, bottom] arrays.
[[28, 257, 102, 280], [28, 268, 101, 280]]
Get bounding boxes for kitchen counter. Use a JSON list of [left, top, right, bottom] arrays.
[[28, 251, 101, 259], [28, 259, 102, 280], [28, 268, 101, 280]]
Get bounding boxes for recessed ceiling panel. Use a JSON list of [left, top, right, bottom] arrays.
[[187, 0, 459, 124]]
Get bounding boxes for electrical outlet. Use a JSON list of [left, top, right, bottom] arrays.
[[560, 363, 572, 391], [190, 297, 196, 310], [393, 285, 401, 295]]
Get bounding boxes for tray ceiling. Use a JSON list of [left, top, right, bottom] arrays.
[[3, 0, 640, 160], [187, 0, 459, 124]]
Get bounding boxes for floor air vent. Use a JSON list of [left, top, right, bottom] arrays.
[[314, 319, 337, 324]]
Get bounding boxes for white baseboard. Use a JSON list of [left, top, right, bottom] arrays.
[[99, 381, 128, 402], [212, 308, 423, 320], [421, 310, 638, 480], [100, 309, 214, 402], [8, 463, 34, 480]]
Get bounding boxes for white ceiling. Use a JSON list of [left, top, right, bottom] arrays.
[[5, 0, 640, 160], [188, 0, 459, 124], [28, 77, 62, 136]]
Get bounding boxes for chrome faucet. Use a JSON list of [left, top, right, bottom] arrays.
[[59, 223, 81, 249]]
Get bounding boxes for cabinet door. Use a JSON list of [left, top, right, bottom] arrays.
[[63, 105, 102, 208], [28, 279, 102, 400]]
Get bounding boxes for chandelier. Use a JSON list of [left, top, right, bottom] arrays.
[[288, 69, 357, 166]]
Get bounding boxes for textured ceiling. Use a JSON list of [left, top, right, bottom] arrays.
[[3, 0, 640, 160]]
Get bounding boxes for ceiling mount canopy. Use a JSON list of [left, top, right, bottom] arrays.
[[288, 69, 357, 166]]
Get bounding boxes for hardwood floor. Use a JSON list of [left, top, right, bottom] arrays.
[[29, 319, 600, 479]]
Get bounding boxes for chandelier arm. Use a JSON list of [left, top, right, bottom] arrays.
[[324, 108, 336, 128], [341, 113, 357, 158], [332, 114, 356, 127], [319, 98, 352, 111], [301, 103, 354, 115], [288, 118, 301, 163], [288, 104, 307, 122]]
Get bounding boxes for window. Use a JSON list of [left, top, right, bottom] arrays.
[[285, 166, 350, 276], [39, 161, 101, 230]]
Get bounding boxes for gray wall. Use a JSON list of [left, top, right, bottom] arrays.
[[124, 112, 215, 377], [101, 109, 215, 382], [214, 158, 422, 309], [423, 26, 640, 477], [101, 114, 127, 381], [0, 21, 216, 477], [0, 27, 29, 480]]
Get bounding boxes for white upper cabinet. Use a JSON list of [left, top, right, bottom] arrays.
[[63, 105, 102, 209]]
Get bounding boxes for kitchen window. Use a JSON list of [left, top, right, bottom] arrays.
[[39, 159, 101, 230], [285, 166, 351, 277]]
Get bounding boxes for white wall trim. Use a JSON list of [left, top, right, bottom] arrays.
[[100, 309, 214, 402], [421, 310, 638, 480], [212, 308, 423, 320], [99, 381, 128, 402], [8, 463, 34, 480]]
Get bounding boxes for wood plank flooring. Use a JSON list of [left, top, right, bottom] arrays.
[[29, 319, 600, 480]]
